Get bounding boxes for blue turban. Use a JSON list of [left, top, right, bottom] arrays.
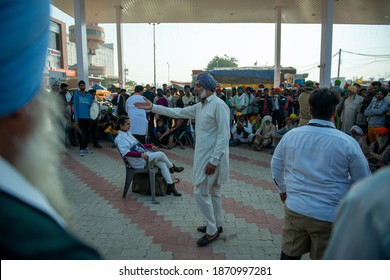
[[197, 72, 217, 92], [0, 0, 50, 117]]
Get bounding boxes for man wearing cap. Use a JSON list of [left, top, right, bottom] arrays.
[[134, 72, 230, 247], [271, 88, 371, 260], [340, 85, 364, 134], [366, 127, 390, 172], [0, 0, 101, 259], [298, 80, 314, 126]]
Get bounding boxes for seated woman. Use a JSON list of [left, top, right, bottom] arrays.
[[115, 116, 184, 196]]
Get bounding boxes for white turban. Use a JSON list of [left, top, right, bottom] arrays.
[[350, 125, 363, 135], [263, 115, 272, 122]]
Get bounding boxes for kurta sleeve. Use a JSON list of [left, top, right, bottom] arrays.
[[209, 104, 230, 167]]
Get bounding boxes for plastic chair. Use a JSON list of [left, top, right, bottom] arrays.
[[117, 149, 160, 204]]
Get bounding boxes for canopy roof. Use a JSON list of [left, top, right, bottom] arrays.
[[52, 0, 390, 25]]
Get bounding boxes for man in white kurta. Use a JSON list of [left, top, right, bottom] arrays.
[[135, 73, 230, 247], [340, 85, 363, 134], [125, 85, 149, 143]]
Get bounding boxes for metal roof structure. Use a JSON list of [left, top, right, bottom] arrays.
[[52, 0, 390, 25], [51, 0, 390, 88]]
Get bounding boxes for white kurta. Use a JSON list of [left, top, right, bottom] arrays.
[[341, 94, 364, 134], [125, 94, 148, 135], [152, 94, 230, 186]]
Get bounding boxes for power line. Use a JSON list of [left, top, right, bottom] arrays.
[[341, 49, 390, 58]]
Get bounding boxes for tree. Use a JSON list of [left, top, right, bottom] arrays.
[[206, 55, 239, 70]]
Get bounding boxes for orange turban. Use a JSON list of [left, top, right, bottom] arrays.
[[376, 127, 388, 135]]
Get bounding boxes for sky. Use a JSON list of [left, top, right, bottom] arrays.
[[51, 5, 390, 86]]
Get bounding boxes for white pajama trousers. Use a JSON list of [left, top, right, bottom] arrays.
[[195, 169, 223, 236], [147, 151, 174, 184]]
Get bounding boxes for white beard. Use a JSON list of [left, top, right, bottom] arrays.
[[13, 90, 69, 219], [200, 89, 207, 100]]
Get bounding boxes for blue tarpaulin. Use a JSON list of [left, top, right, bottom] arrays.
[[91, 84, 106, 90]]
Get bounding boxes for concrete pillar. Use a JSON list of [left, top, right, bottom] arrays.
[[274, 6, 282, 88], [116, 6, 125, 88], [74, 0, 89, 88], [319, 0, 334, 87]]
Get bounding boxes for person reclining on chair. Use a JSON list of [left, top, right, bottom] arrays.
[[115, 116, 184, 196]]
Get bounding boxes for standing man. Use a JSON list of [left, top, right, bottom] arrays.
[[57, 83, 72, 147], [143, 84, 156, 135], [0, 0, 101, 259], [126, 85, 148, 143], [73, 80, 94, 156], [340, 85, 363, 134], [271, 88, 371, 260], [298, 80, 314, 126], [112, 88, 128, 117], [135, 72, 230, 247]]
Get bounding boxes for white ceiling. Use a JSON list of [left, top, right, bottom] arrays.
[[52, 0, 390, 25]]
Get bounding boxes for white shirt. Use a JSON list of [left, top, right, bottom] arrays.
[[0, 157, 66, 227], [115, 130, 147, 169], [125, 94, 148, 135], [271, 119, 371, 222], [152, 93, 230, 186]]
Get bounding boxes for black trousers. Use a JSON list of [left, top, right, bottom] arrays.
[[78, 118, 91, 150]]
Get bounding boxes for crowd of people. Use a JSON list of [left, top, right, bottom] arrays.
[[53, 68, 390, 256], [2, 0, 390, 260]]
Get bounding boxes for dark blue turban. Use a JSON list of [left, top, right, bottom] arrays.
[[197, 72, 217, 92], [0, 0, 50, 117]]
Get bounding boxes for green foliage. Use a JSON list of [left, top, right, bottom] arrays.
[[206, 55, 239, 70], [101, 78, 136, 89]]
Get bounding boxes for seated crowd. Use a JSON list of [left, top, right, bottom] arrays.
[[58, 79, 390, 173]]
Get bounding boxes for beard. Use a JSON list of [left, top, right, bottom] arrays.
[[199, 89, 207, 101], [13, 89, 69, 220], [378, 136, 388, 149]]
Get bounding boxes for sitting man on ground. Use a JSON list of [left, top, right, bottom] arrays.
[[151, 118, 171, 149], [271, 117, 296, 152], [231, 114, 254, 145], [366, 127, 390, 172], [115, 116, 184, 196], [253, 115, 275, 151]]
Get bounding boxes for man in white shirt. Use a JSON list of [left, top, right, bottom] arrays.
[[271, 87, 371, 260], [125, 85, 149, 143], [135, 73, 230, 247]]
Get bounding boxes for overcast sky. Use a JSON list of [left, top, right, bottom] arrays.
[[52, 5, 390, 86]]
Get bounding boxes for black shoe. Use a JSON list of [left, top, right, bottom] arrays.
[[196, 232, 219, 247], [94, 144, 102, 148], [197, 226, 223, 233], [169, 165, 184, 174], [166, 183, 182, 196]]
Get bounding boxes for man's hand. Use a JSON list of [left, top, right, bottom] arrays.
[[151, 146, 158, 151], [134, 98, 153, 110], [205, 162, 217, 175]]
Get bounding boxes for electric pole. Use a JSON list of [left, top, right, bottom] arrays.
[[337, 49, 341, 79]]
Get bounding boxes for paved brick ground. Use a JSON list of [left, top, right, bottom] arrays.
[[60, 142, 287, 260]]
